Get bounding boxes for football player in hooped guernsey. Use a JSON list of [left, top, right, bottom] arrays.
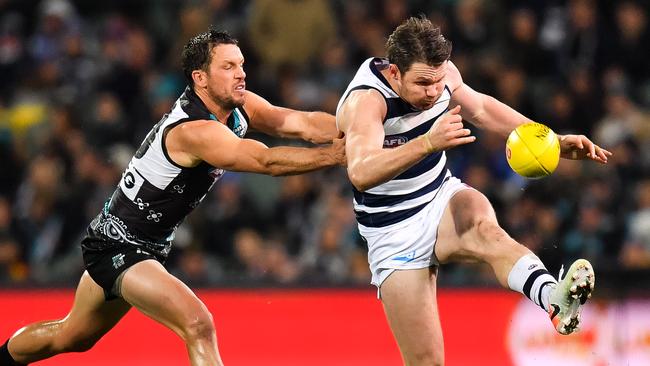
[[1, 29, 344, 366], [336, 17, 611, 365]]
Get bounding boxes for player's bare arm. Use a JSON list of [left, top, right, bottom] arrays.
[[339, 89, 472, 192], [166, 120, 345, 176], [446, 61, 531, 137], [446, 61, 611, 164], [244, 91, 339, 144]]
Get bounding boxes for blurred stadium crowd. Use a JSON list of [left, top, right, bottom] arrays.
[[0, 0, 648, 288]]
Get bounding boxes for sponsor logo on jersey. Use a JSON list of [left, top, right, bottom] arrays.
[[124, 172, 135, 189], [209, 168, 225, 179], [233, 123, 246, 137], [119, 163, 145, 200]]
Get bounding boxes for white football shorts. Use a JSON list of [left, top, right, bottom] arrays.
[[358, 174, 470, 289]]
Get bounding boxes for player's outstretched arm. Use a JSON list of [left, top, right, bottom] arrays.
[[338, 90, 473, 192], [167, 120, 345, 176], [243, 91, 339, 144], [446, 61, 612, 164], [456, 82, 612, 164]]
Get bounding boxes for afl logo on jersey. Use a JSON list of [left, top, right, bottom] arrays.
[[384, 136, 408, 148], [124, 172, 136, 189]]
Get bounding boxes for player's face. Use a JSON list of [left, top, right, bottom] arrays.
[[397, 61, 447, 111], [205, 44, 246, 109]]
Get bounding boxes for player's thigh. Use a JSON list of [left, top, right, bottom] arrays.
[[380, 268, 443, 360], [434, 188, 498, 263], [60, 271, 132, 346], [119, 259, 213, 338]]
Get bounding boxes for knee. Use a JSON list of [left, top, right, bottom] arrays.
[[403, 339, 444, 366], [406, 349, 444, 366], [179, 308, 216, 343], [456, 216, 509, 257], [468, 216, 508, 244]]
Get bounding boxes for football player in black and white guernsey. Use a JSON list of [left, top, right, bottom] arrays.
[[336, 17, 610, 365], [1, 29, 344, 366]]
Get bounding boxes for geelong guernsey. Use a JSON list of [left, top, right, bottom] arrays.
[[86, 86, 249, 257], [336, 58, 451, 228]]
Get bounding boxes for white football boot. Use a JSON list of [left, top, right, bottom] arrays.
[[547, 259, 595, 335]]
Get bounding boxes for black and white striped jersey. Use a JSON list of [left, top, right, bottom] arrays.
[[86, 87, 249, 257], [336, 58, 451, 229]]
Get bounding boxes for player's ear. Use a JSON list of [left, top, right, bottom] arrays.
[[192, 69, 208, 88], [389, 64, 400, 81]]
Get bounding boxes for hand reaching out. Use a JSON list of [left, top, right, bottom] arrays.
[[558, 134, 612, 164], [329, 134, 347, 166]]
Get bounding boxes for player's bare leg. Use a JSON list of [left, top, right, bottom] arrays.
[[380, 267, 444, 366], [435, 189, 594, 334], [434, 189, 530, 286], [119, 259, 223, 366], [5, 272, 132, 364]]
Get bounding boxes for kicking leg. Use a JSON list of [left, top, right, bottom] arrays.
[[118, 259, 222, 366], [380, 267, 444, 366], [434, 189, 532, 286], [435, 188, 594, 334], [5, 271, 131, 364]]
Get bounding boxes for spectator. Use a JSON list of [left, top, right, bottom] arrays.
[[0, 0, 646, 287], [0, 196, 27, 283], [620, 179, 650, 268], [247, 0, 336, 72]]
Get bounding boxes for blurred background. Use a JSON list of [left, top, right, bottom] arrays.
[[0, 0, 649, 365]]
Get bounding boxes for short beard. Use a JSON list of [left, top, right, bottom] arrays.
[[208, 88, 243, 110]]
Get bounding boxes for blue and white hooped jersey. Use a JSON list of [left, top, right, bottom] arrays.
[[336, 58, 451, 229]]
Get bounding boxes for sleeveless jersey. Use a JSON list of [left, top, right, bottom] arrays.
[[336, 58, 451, 229], [86, 86, 249, 257]]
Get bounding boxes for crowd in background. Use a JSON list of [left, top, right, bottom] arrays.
[[0, 0, 648, 288]]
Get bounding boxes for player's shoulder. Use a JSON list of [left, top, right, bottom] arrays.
[[240, 90, 271, 122], [242, 89, 262, 104], [348, 87, 385, 103], [172, 119, 232, 144], [346, 87, 386, 106], [339, 88, 387, 124]]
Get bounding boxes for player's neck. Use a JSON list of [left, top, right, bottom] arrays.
[[194, 88, 233, 124], [380, 69, 400, 96]]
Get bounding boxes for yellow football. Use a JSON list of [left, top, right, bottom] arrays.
[[505, 122, 560, 179]]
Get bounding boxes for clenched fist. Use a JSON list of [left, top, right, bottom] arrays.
[[420, 105, 476, 153]]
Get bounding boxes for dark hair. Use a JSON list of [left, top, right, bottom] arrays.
[[181, 28, 238, 87], [385, 17, 452, 73]]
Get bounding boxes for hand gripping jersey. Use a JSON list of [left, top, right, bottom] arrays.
[[336, 58, 452, 229], [86, 87, 249, 257]]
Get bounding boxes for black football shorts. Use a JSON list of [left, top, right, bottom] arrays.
[[81, 238, 166, 301]]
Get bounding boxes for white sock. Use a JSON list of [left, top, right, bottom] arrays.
[[507, 254, 557, 311]]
